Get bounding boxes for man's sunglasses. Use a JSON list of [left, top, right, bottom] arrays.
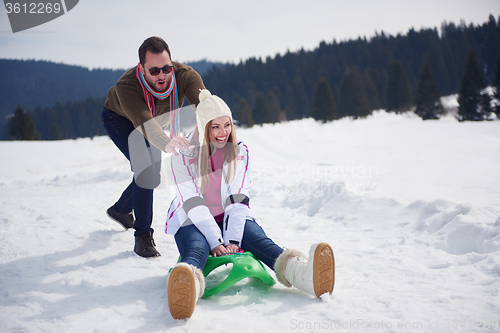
[[148, 65, 174, 76]]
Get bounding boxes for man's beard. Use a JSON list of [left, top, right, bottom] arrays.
[[147, 75, 168, 92]]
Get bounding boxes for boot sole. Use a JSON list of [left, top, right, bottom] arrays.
[[134, 249, 161, 259], [106, 209, 133, 230], [168, 265, 196, 319], [313, 242, 335, 298]]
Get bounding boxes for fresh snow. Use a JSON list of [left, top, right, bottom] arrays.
[[1, 109, 499, 333]]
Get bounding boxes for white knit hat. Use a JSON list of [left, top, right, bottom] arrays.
[[196, 89, 232, 145]]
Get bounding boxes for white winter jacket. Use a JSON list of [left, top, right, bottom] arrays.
[[165, 136, 256, 250]]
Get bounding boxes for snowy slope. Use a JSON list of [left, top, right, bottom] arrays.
[[1, 110, 499, 333]]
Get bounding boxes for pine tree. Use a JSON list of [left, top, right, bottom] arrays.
[[415, 59, 443, 120], [266, 91, 281, 123], [457, 49, 491, 121], [386, 60, 413, 113], [49, 122, 63, 140], [339, 69, 371, 119], [292, 76, 310, 117], [283, 85, 300, 120], [362, 68, 381, 110], [251, 93, 272, 125], [493, 55, 500, 118], [312, 77, 337, 122], [236, 98, 254, 127], [8, 105, 36, 140], [76, 104, 90, 137], [54, 102, 74, 139], [482, 15, 500, 84]]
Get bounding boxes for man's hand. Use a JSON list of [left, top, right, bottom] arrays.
[[165, 136, 190, 156]]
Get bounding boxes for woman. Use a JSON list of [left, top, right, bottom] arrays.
[[165, 89, 335, 319]]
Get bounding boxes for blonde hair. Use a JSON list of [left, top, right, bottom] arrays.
[[197, 119, 239, 194]]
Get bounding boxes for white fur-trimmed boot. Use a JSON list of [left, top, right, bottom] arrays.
[[275, 242, 335, 298], [167, 263, 205, 319]]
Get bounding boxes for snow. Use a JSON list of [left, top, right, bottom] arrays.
[[1, 109, 500, 332]]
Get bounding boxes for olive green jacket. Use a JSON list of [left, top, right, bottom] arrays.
[[104, 61, 205, 151]]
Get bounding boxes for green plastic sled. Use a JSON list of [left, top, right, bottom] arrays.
[[202, 251, 275, 297], [173, 251, 275, 298]]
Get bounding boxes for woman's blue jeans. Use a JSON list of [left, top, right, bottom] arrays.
[[174, 219, 284, 270], [102, 107, 159, 236]]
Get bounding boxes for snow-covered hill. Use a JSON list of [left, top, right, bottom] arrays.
[[1, 110, 499, 332]]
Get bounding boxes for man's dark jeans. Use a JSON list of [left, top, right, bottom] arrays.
[[102, 107, 161, 236]]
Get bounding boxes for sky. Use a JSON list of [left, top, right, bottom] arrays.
[[0, 0, 499, 70]]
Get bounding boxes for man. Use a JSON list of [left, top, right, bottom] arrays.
[[102, 36, 205, 258]]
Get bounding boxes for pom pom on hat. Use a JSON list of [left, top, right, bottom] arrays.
[[198, 89, 213, 102], [196, 89, 232, 145]]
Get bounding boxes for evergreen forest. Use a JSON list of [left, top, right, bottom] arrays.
[[2, 16, 500, 141], [203, 15, 500, 125]]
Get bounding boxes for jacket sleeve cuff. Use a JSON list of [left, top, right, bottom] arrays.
[[223, 204, 248, 247]]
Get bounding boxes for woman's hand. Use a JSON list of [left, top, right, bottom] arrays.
[[211, 244, 241, 257], [225, 244, 240, 254], [211, 245, 228, 257]]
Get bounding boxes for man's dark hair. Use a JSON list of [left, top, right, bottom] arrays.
[[138, 37, 171, 65]]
